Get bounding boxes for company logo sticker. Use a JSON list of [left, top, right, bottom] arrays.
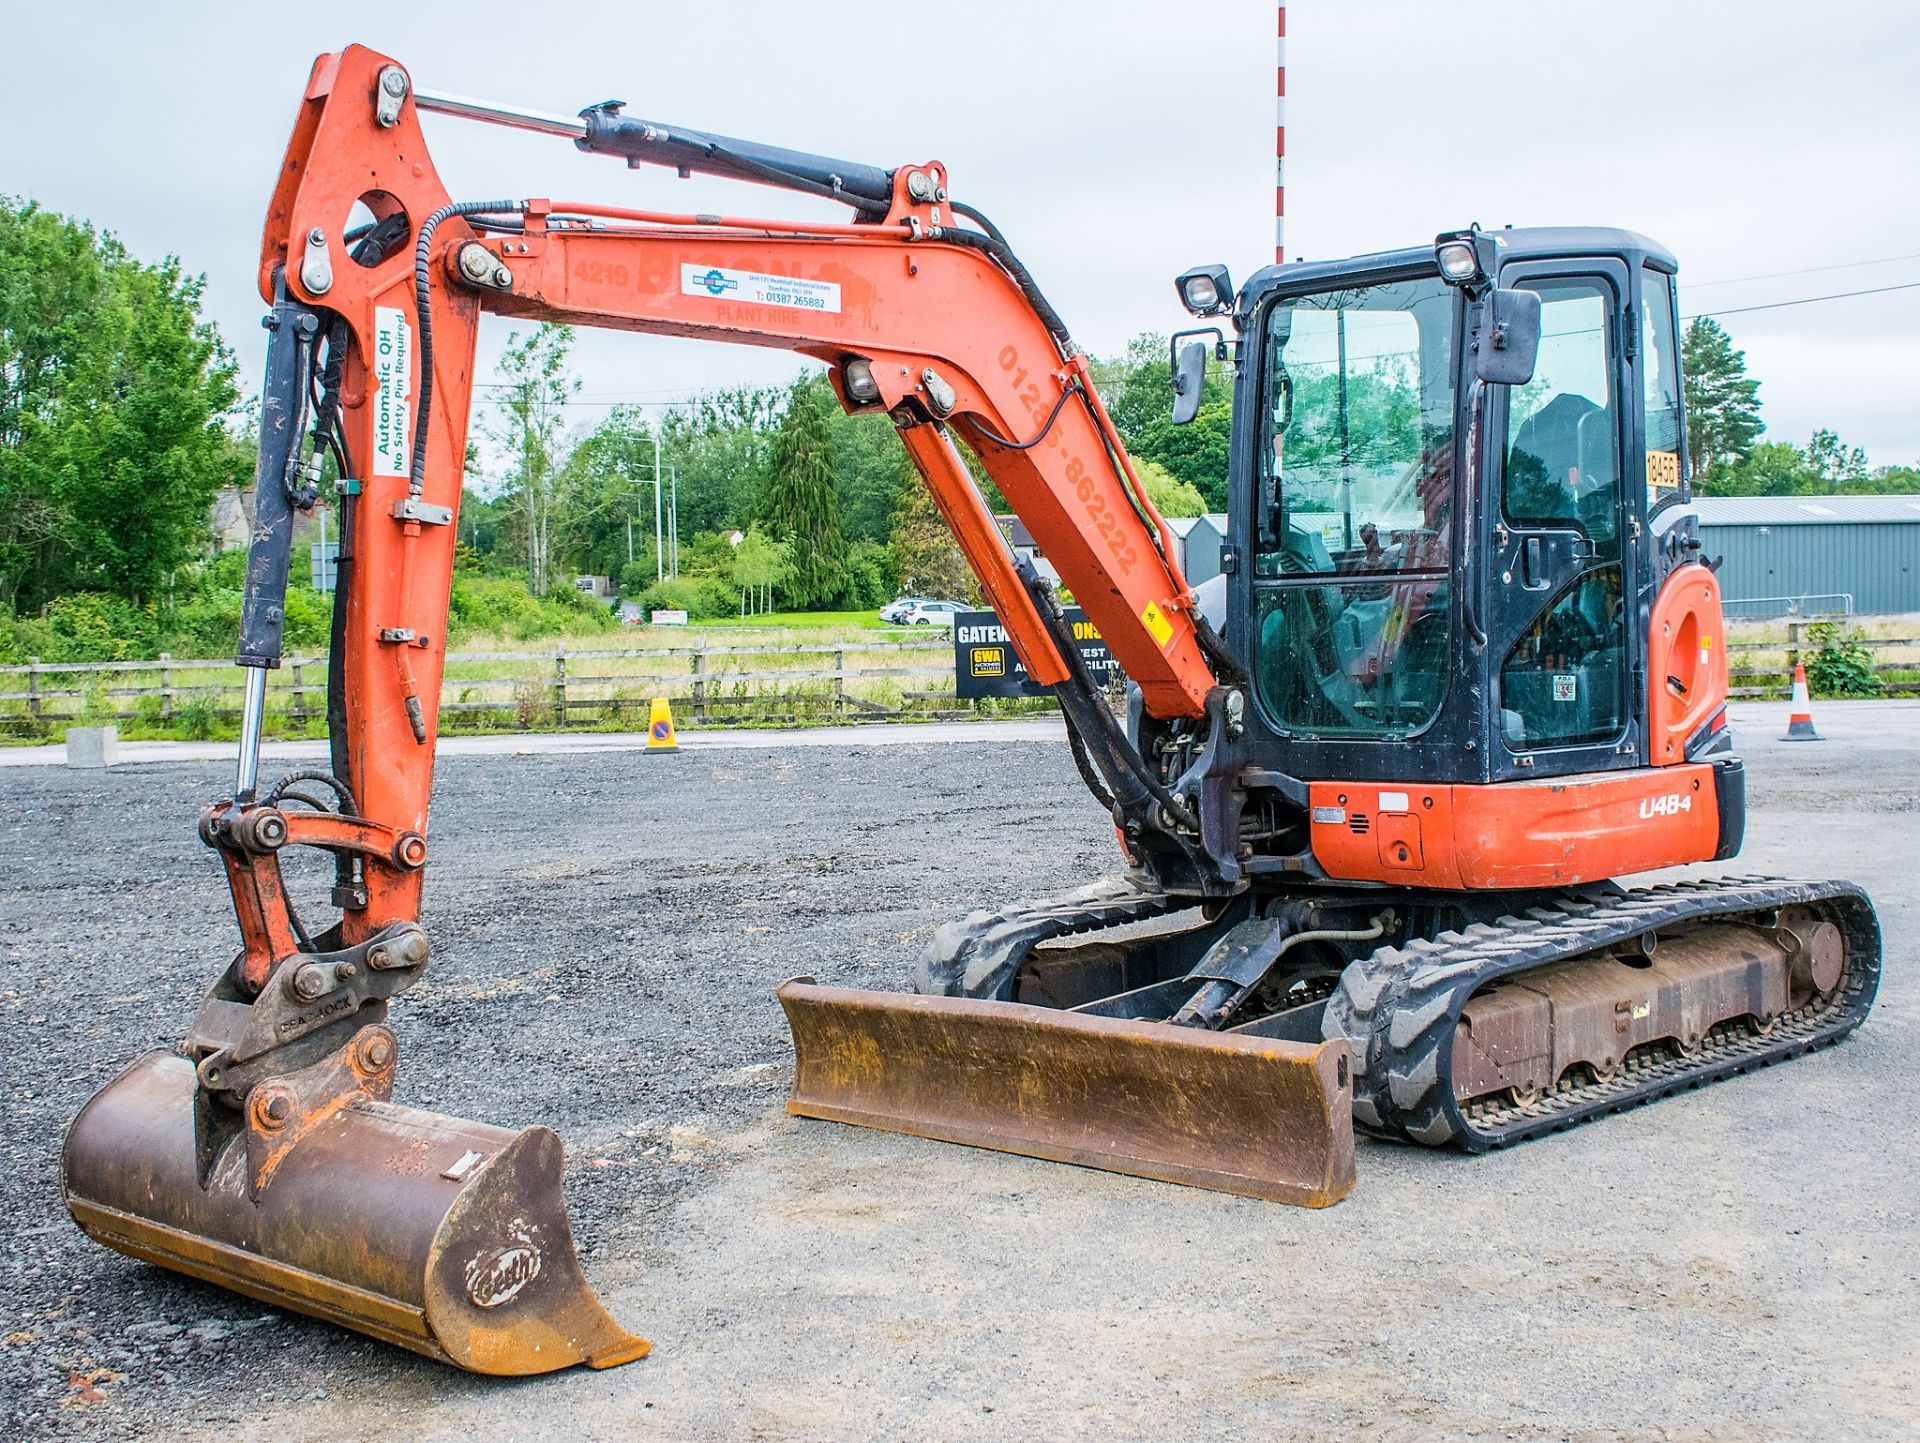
[[679, 264, 841, 313], [465, 1221, 544, 1309]]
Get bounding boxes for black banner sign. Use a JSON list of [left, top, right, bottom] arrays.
[[952, 608, 1120, 699]]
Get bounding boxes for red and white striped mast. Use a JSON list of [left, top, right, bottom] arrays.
[[1275, 1, 1287, 263]]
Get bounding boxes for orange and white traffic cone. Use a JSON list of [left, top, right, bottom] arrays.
[[1780, 662, 1824, 742]]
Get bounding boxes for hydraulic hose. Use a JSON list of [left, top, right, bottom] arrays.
[[934, 222, 1076, 355], [410, 200, 525, 500], [1019, 559, 1198, 835]]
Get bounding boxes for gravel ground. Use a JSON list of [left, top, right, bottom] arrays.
[[3, 704, 1915, 1441]]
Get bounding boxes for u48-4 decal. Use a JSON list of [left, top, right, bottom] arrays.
[[1640, 792, 1694, 819]]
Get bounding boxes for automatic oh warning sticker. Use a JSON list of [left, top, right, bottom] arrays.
[[371, 306, 413, 478], [1140, 600, 1175, 648]]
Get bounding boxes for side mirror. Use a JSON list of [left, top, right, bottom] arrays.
[[1473, 287, 1541, 385], [1171, 341, 1208, 425]]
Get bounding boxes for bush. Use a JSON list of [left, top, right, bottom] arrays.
[[541, 583, 618, 632], [840, 540, 897, 611], [177, 693, 222, 740], [1805, 622, 1881, 698], [446, 575, 616, 642], [9, 592, 157, 663], [633, 575, 739, 621], [158, 560, 330, 659]]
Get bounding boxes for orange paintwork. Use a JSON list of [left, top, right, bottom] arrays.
[[1647, 563, 1728, 765], [245, 44, 1214, 953], [1307, 765, 1721, 890]]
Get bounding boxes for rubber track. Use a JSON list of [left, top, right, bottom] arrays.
[[915, 876, 1186, 1000], [1321, 875, 1882, 1151]]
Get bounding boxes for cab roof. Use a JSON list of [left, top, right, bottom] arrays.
[[1238, 226, 1677, 311]]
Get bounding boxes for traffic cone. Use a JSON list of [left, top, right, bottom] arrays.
[[1780, 663, 1824, 742], [646, 696, 679, 752]]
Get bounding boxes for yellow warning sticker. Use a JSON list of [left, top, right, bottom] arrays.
[[1141, 600, 1174, 648]]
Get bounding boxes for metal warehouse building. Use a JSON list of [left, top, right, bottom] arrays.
[[1694, 495, 1920, 617]]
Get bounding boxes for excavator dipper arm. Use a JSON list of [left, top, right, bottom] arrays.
[[62, 43, 1354, 1375]]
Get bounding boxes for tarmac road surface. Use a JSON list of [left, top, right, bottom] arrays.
[[2, 701, 1914, 1441]]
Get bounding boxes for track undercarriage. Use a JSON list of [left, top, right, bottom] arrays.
[[914, 873, 1881, 1151]]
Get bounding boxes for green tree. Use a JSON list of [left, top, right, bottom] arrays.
[[730, 524, 792, 615], [559, 408, 664, 583], [1805, 427, 1869, 486], [0, 198, 245, 613], [1718, 428, 1884, 497], [889, 449, 975, 601], [778, 371, 908, 544], [1868, 464, 1920, 493], [1682, 318, 1762, 483], [754, 381, 847, 608], [658, 385, 785, 539], [1131, 400, 1234, 509], [1134, 458, 1207, 517], [1717, 440, 1814, 496], [484, 324, 578, 590], [1089, 331, 1232, 448], [458, 485, 510, 563]]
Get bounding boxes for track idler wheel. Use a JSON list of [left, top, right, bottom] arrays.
[[62, 1050, 647, 1375]]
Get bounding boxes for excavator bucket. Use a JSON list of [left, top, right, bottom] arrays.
[[62, 1050, 648, 1375], [778, 980, 1355, 1207]]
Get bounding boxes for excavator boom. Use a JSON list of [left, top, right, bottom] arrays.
[[62, 43, 1355, 1375]]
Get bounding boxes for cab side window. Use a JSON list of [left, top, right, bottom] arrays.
[[1502, 278, 1619, 554], [1642, 268, 1684, 501]]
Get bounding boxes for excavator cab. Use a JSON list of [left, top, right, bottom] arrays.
[[1232, 228, 1694, 795]]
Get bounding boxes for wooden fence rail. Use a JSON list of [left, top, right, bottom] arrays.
[[0, 637, 979, 735], [7, 626, 1914, 735], [1726, 630, 1920, 699]]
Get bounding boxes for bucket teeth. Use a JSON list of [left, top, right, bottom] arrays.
[[779, 979, 1355, 1208], [62, 1049, 647, 1375]]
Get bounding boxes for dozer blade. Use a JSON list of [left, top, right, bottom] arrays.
[[779, 980, 1355, 1207], [61, 1050, 648, 1375]]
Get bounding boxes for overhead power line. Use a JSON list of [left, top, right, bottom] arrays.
[[1689, 252, 1920, 289], [1685, 279, 1920, 320]]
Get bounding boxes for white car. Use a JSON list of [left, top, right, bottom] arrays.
[[902, 599, 968, 626], [879, 596, 929, 624]]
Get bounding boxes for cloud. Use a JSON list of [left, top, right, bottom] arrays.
[[4, 0, 1914, 463]]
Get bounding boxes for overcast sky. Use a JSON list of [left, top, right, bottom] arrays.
[[5, 1, 1916, 467]]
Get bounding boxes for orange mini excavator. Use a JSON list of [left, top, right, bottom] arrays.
[[64, 45, 1879, 1375]]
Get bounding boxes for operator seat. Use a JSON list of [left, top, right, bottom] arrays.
[[1508, 393, 1617, 535]]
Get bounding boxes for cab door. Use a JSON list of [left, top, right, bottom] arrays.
[[1482, 260, 1640, 780]]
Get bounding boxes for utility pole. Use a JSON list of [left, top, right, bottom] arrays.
[[668, 466, 679, 576], [1275, 1, 1287, 264], [652, 427, 663, 583]]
